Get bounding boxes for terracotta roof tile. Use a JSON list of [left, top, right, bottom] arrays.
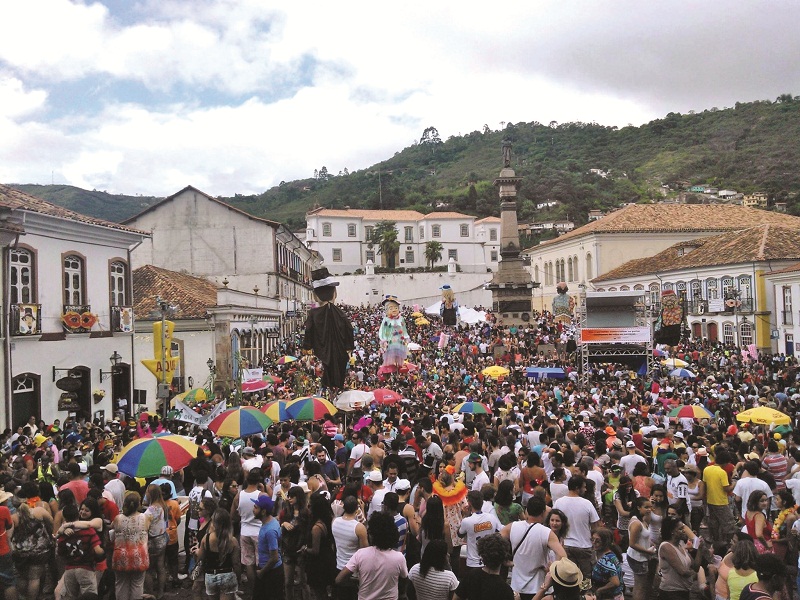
[[132, 265, 217, 320], [593, 224, 800, 282], [307, 208, 473, 221], [765, 261, 800, 276], [537, 204, 800, 248], [475, 217, 501, 224], [0, 184, 147, 234]]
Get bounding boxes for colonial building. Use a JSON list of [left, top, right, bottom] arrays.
[[523, 204, 800, 312], [0, 185, 149, 428], [305, 208, 494, 275], [124, 186, 319, 350], [590, 225, 800, 352], [762, 263, 800, 357]]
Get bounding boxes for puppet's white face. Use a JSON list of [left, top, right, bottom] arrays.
[[385, 301, 400, 318]]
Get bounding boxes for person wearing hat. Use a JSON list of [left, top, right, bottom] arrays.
[[536, 556, 583, 599], [619, 441, 647, 477], [501, 496, 567, 597], [251, 494, 282, 600], [378, 294, 410, 369], [151, 466, 178, 501], [439, 284, 459, 328], [302, 267, 354, 393], [604, 426, 619, 450], [367, 470, 388, 517], [103, 463, 126, 509]]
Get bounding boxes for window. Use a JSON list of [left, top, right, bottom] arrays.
[[706, 278, 718, 300], [585, 253, 592, 280], [567, 257, 574, 282], [419, 226, 424, 240], [489, 229, 498, 241], [63, 254, 84, 305], [347, 224, 356, 237], [404, 226, 413, 242], [432, 225, 441, 238], [10, 248, 33, 304], [690, 279, 702, 300], [649, 283, 660, 307], [620, 286, 630, 291], [738, 275, 752, 299], [723, 322, 735, 345], [332, 249, 342, 262], [365, 250, 375, 263], [322, 222, 332, 237], [109, 261, 127, 306], [365, 226, 374, 241], [460, 224, 469, 237], [784, 286, 793, 312], [448, 249, 457, 261], [491, 251, 499, 262], [740, 321, 753, 346], [721, 276, 734, 298], [405, 251, 414, 263]]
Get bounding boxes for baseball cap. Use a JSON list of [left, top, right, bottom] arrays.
[[625, 441, 636, 448], [242, 447, 255, 456], [395, 478, 411, 491], [368, 470, 383, 483], [251, 495, 274, 512], [161, 466, 174, 476], [79, 463, 88, 474], [674, 432, 684, 439], [104, 463, 118, 474], [468, 452, 482, 463], [73, 450, 83, 457], [333, 434, 344, 442]]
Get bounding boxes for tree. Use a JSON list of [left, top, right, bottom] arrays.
[[318, 166, 329, 182], [424, 241, 443, 269], [420, 126, 442, 146], [368, 221, 400, 268]]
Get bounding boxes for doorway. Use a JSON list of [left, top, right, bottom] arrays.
[[12, 373, 40, 430], [112, 363, 131, 421], [707, 322, 719, 343], [787, 334, 794, 357]]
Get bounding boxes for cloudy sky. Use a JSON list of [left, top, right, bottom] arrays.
[[1, 1, 798, 196]]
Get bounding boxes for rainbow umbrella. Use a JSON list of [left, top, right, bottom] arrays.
[[661, 358, 689, 368], [277, 355, 298, 365], [207, 407, 274, 438], [371, 388, 403, 405], [669, 405, 714, 420], [262, 374, 283, 385], [454, 401, 493, 415], [115, 434, 199, 478], [261, 400, 292, 422], [171, 387, 210, 406], [287, 396, 338, 421]]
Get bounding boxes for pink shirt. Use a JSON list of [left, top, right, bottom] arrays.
[[345, 546, 407, 600]]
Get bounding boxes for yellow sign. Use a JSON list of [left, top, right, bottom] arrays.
[[142, 321, 180, 383]]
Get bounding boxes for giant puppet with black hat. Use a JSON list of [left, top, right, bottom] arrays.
[[301, 268, 355, 393], [378, 294, 410, 369]]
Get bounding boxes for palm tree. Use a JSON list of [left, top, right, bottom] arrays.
[[368, 221, 400, 268], [425, 241, 443, 269]]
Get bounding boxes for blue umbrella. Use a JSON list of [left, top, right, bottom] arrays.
[[669, 368, 697, 378]]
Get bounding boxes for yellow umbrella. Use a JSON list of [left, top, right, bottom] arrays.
[[482, 365, 510, 378], [410, 311, 424, 318], [661, 358, 688, 368], [415, 317, 430, 326], [736, 407, 791, 426]]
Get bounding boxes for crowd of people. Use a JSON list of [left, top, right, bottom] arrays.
[[1, 299, 800, 600]]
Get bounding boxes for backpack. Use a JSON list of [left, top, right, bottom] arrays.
[[13, 518, 54, 558]]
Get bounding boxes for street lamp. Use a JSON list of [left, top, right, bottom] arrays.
[[99, 350, 122, 382]]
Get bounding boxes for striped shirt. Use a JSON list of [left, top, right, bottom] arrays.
[[408, 564, 459, 600]]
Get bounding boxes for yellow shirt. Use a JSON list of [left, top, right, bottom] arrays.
[[703, 464, 730, 506]]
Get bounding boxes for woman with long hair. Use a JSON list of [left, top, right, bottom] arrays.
[[224, 450, 244, 485], [714, 531, 754, 600], [493, 452, 520, 492], [493, 479, 523, 526], [727, 536, 758, 600], [419, 494, 446, 557], [740, 553, 789, 600], [649, 484, 668, 546], [591, 528, 623, 600], [408, 539, 458, 600], [626, 497, 655, 600], [613, 475, 637, 550], [280, 485, 311, 600], [197, 509, 239, 600], [112, 492, 152, 600], [145, 483, 169, 599], [190, 498, 218, 600], [744, 490, 774, 553], [657, 516, 703, 600], [631, 462, 654, 499], [771, 489, 797, 562], [432, 468, 468, 572], [304, 491, 337, 600], [11, 493, 54, 600], [683, 465, 705, 534]]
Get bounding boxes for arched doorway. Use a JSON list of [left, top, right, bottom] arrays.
[[707, 322, 719, 343], [691, 323, 702, 339], [12, 373, 40, 429]]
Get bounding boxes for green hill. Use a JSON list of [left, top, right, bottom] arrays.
[[8, 97, 800, 231]]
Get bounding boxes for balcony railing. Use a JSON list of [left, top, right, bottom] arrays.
[[10, 303, 42, 336]]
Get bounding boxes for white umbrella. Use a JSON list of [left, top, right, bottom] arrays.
[[334, 390, 374, 412], [408, 342, 422, 351]]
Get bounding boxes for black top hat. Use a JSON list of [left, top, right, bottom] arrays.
[[311, 267, 339, 289]]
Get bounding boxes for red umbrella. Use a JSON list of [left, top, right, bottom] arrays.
[[399, 362, 419, 374], [371, 388, 402, 405]]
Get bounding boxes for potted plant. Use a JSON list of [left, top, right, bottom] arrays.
[[93, 389, 106, 404]]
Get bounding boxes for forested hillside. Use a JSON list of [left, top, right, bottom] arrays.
[[8, 97, 800, 230]]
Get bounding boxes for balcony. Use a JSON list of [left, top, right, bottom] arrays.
[[61, 305, 94, 333], [111, 306, 134, 332], [10, 303, 42, 336]]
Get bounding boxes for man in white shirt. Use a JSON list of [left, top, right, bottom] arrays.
[[665, 459, 689, 515], [619, 441, 647, 477], [733, 460, 773, 518], [553, 475, 600, 580], [102, 463, 126, 509], [458, 491, 501, 569], [366, 470, 387, 517], [242, 446, 263, 473], [468, 453, 491, 492]]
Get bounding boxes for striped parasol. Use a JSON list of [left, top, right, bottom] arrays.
[[286, 396, 338, 421], [207, 407, 274, 438], [115, 434, 199, 478]]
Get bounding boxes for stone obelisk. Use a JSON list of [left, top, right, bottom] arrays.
[[486, 140, 537, 325]]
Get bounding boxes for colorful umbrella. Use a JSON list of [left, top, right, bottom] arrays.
[[277, 355, 298, 365], [736, 407, 791, 426], [669, 405, 714, 420], [399, 362, 419, 374], [286, 396, 338, 421], [207, 407, 274, 438], [171, 388, 210, 406], [262, 374, 283, 385], [115, 434, 199, 478], [661, 358, 689, 368], [454, 401, 492, 415], [482, 365, 510, 378], [371, 388, 403, 405], [669, 368, 696, 378], [261, 400, 292, 422]]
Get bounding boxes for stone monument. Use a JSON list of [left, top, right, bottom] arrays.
[[485, 140, 537, 325]]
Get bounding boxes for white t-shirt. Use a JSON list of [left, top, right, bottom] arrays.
[[733, 477, 773, 517], [471, 471, 491, 492], [458, 512, 501, 567], [666, 474, 688, 506], [508, 522, 552, 593], [619, 454, 647, 477], [349, 443, 368, 469], [552, 495, 599, 549]]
